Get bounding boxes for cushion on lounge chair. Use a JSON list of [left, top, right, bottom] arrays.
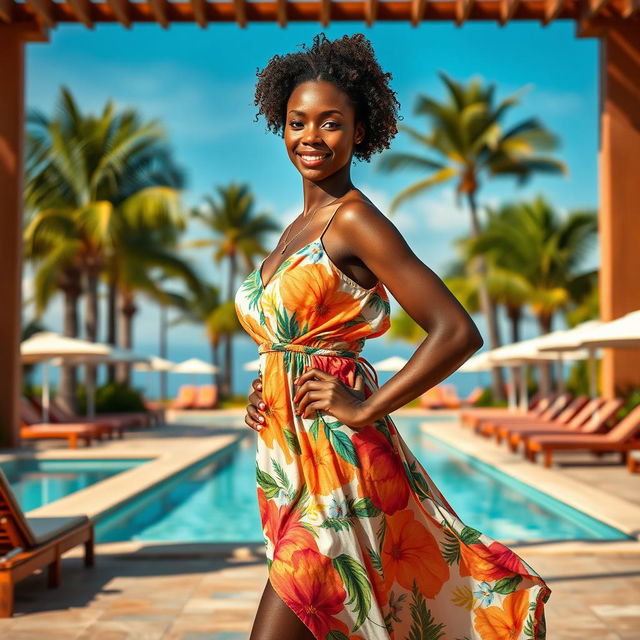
[[27, 515, 90, 545]]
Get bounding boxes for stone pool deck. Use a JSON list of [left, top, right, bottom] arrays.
[[0, 408, 639, 639]]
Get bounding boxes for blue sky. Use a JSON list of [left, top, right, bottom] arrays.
[[24, 20, 600, 394]]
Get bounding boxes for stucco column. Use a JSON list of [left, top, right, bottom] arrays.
[[0, 26, 26, 447], [598, 23, 640, 398]]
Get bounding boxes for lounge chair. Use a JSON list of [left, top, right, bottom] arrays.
[[628, 452, 640, 474], [50, 400, 149, 430], [474, 393, 574, 436], [171, 385, 197, 410], [193, 385, 218, 410], [27, 397, 125, 440], [0, 467, 94, 617], [460, 392, 549, 429], [479, 395, 588, 442], [142, 397, 166, 425], [503, 398, 623, 452], [525, 404, 640, 468], [461, 386, 483, 408], [20, 399, 100, 449]]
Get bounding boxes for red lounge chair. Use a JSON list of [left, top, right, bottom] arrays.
[[171, 385, 198, 410], [460, 392, 549, 429], [193, 385, 218, 410], [474, 393, 573, 436], [480, 395, 589, 442], [504, 398, 623, 451], [525, 404, 640, 468], [438, 385, 462, 409], [0, 467, 94, 617], [27, 397, 125, 440], [628, 452, 640, 474], [461, 386, 483, 408]]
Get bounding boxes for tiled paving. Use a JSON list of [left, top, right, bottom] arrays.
[[1, 408, 640, 639]]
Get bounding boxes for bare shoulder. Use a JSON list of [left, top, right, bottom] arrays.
[[332, 192, 399, 247]]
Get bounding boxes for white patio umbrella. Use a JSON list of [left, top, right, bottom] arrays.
[[21, 332, 111, 422], [537, 320, 604, 399], [172, 358, 219, 385], [133, 355, 176, 399], [458, 350, 495, 372], [243, 358, 261, 371], [372, 356, 408, 371], [578, 310, 640, 348]]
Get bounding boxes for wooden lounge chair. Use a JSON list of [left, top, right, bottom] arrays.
[[27, 397, 125, 440], [460, 392, 548, 429], [142, 397, 166, 425], [504, 398, 623, 451], [193, 385, 218, 410], [50, 400, 149, 430], [461, 386, 483, 408], [0, 467, 94, 617], [171, 385, 197, 410], [474, 393, 573, 435], [20, 400, 100, 449], [525, 404, 640, 468], [480, 395, 589, 443], [628, 452, 640, 474]]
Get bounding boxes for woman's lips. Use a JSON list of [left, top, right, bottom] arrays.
[[297, 152, 330, 168]]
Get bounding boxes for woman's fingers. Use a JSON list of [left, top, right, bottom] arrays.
[[244, 403, 265, 432]]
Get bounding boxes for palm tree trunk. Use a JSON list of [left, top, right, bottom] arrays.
[[58, 269, 81, 413], [537, 312, 555, 395], [506, 305, 523, 398], [159, 304, 168, 400], [117, 291, 136, 385], [466, 191, 505, 401], [106, 264, 118, 383], [84, 269, 100, 397], [221, 252, 238, 399]]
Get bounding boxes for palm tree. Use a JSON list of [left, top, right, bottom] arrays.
[[465, 195, 598, 390], [187, 182, 280, 398], [377, 72, 567, 400], [114, 226, 202, 384], [25, 86, 185, 392]]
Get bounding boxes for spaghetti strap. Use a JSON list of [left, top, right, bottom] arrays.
[[318, 201, 344, 243]]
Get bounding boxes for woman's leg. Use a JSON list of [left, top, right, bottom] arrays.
[[249, 577, 316, 640]]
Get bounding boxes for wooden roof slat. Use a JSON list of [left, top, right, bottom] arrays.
[[0, 0, 13, 23], [621, 0, 639, 16], [24, 0, 56, 28], [499, 0, 520, 24], [319, 0, 330, 26], [585, 0, 611, 17], [106, 0, 132, 28], [148, 0, 170, 28], [456, 0, 475, 25], [364, 0, 378, 26], [410, 0, 426, 26], [543, 0, 568, 23], [233, 0, 247, 27], [68, 0, 95, 27], [276, 0, 287, 26], [190, 0, 207, 27]]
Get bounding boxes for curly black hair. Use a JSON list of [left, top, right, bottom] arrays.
[[253, 32, 402, 164]]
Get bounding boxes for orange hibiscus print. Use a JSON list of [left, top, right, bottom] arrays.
[[298, 422, 355, 495], [269, 548, 346, 639], [280, 262, 357, 329], [460, 540, 530, 582], [473, 589, 530, 640], [382, 509, 449, 598], [260, 361, 295, 465], [353, 426, 409, 514]]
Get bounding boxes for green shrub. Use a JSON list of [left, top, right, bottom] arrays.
[[78, 382, 145, 414]]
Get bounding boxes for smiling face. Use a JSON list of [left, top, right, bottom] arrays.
[[284, 79, 365, 180]]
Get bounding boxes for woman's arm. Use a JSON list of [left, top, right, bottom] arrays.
[[333, 200, 484, 426]]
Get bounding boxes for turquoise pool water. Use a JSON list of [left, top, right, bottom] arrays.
[[96, 416, 631, 543], [2, 458, 150, 512]]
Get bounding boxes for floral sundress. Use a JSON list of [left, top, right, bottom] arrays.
[[233, 205, 551, 640]]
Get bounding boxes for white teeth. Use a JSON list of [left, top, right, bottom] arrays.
[[299, 154, 328, 161]]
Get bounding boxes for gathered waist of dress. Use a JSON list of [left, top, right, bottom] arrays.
[[257, 341, 379, 386]]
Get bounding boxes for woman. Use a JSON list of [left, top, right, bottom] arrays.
[[234, 32, 551, 640]]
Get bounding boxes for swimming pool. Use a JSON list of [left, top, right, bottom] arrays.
[[95, 416, 631, 543], [2, 458, 151, 511]]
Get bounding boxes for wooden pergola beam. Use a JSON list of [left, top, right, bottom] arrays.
[[319, 0, 330, 26], [233, 0, 247, 27], [0, 0, 13, 22], [621, 0, 639, 16], [4, 1, 598, 26], [67, 0, 94, 28], [543, 0, 567, 24]]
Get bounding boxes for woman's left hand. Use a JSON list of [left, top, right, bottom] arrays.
[[293, 367, 372, 429]]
